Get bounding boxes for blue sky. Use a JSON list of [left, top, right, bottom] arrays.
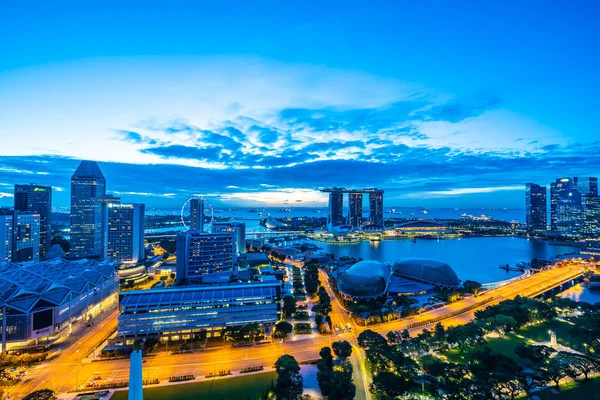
[[1, 0, 599, 209]]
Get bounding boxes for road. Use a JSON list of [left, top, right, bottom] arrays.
[[9, 262, 584, 399]]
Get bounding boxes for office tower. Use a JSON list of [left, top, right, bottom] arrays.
[[0, 213, 13, 262], [583, 194, 600, 237], [14, 184, 52, 259], [550, 178, 580, 235], [176, 232, 234, 282], [212, 222, 246, 255], [0, 209, 41, 262], [70, 160, 106, 259], [369, 190, 384, 227], [327, 191, 344, 231], [347, 192, 363, 228], [103, 203, 145, 263], [575, 177, 599, 196], [190, 198, 204, 232], [525, 183, 547, 233]]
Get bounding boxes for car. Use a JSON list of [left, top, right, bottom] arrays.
[[94, 376, 102, 380]]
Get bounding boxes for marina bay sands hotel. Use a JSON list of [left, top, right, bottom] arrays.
[[320, 187, 384, 232]]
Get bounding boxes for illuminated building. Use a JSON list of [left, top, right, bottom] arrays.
[[103, 202, 145, 263], [211, 221, 246, 255], [115, 281, 281, 341], [582, 194, 600, 237], [327, 190, 345, 231], [549, 176, 599, 236], [70, 161, 106, 259], [190, 198, 204, 232], [176, 231, 234, 282], [347, 192, 363, 228], [0, 209, 40, 262], [14, 184, 52, 259], [369, 191, 384, 227], [0, 258, 118, 352], [525, 183, 547, 233]]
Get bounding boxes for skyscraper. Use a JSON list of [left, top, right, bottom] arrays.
[[369, 190, 384, 227], [575, 177, 599, 196], [190, 198, 204, 232], [0, 213, 13, 262], [0, 209, 40, 262], [327, 190, 344, 231], [347, 192, 363, 228], [525, 183, 547, 233], [70, 160, 106, 259], [212, 222, 246, 255], [14, 184, 52, 259], [103, 202, 145, 263], [583, 194, 600, 237], [176, 231, 234, 282]]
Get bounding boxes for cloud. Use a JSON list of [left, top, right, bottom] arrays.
[[0, 192, 13, 198], [402, 186, 523, 199]]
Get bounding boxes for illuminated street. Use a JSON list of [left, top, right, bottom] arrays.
[[7, 261, 585, 398]]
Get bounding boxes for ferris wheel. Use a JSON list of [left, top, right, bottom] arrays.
[[180, 195, 215, 232]]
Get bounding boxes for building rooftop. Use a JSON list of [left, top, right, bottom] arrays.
[[391, 258, 460, 287], [72, 160, 105, 180], [337, 260, 390, 299]]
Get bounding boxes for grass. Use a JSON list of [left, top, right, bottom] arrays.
[[527, 376, 600, 399], [518, 319, 584, 352], [443, 333, 531, 365], [111, 372, 277, 400]]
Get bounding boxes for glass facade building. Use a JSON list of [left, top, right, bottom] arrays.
[[103, 203, 145, 264], [190, 198, 204, 232], [116, 282, 281, 340], [369, 190, 384, 227], [176, 232, 234, 282], [211, 222, 246, 255], [327, 191, 345, 230], [583, 194, 600, 237], [347, 192, 363, 228], [70, 161, 106, 259], [525, 183, 547, 233], [549, 176, 599, 237], [0, 214, 13, 262], [14, 184, 52, 259], [0, 209, 41, 262]]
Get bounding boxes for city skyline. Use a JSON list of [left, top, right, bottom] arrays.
[[1, 1, 600, 209]]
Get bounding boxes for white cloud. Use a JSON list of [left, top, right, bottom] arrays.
[[403, 185, 523, 198]]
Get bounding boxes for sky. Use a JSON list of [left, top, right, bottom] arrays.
[[1, 0, 599, 209]]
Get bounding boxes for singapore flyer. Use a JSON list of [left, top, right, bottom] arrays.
[[180, 195, 214, 232]]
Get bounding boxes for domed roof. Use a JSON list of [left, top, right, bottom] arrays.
[[337, 260, 390, 298], [391, 258, 460, 287]]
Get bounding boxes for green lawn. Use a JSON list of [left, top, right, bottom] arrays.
[[111, 372, 277, 400], [519, 319, 584, 352], [530, 376, 600, 399]]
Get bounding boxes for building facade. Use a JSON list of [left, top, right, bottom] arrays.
[[176, 231, 234, 282], [190, 198, 204, 232], [327, 191, 345, 231], [103, 203, 145, 264], [347, 192, 363, 228], [0, 209, 41, 263], [369, 191, 384, 227], [549, 177, 599, 237], [70, 161, 106, 259], [211, 222, 246, 255], [583, 194, 600, 237], [0, 258, 119, 351], [116, 281, 281, 341], [14, 185, 52, 259], [525, 183, 547, 233]]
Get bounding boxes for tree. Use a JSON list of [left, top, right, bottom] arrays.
[[275, 355, 303, 400], [386, 330, 402, 345], [23, 389, 56, 400], [558, 352, 600, 381], [401, 329, 411, 341], [543, 357, 568, 391], [485, 315, 517, 337], [370, 371, 413, 399], [282, 295, 297, 318], [318, 346, 334, 370], [244, 322, 262, 343], [515, 368, 548, 398], [332, 341, 353, 359], [273, 321, 293, 339], [514, 344, 555, 364], [328, 360, 356, 400], [462, 280, 483, 295], [357, 330, 388, 350]]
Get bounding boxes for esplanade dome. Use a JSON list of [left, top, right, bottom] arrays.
[[391, 258, 460, 288], [337, 260, 390, 299]]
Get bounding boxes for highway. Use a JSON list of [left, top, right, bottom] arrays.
[[8, 262, 585, 399]]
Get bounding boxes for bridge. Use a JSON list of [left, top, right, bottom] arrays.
[[145, 230, 307, 239]]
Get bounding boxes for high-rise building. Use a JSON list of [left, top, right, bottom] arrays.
[[0, 209, 41, 262], [103, 203, 145, 264], [176, 232, 234, 282], [212, 222, 246, 255], [347, 192, 363, 228], [14, 184, 52, 259], [327, 191, 344, 231], [190, 198, 204, 232], [70, 161, 106, 259], [525, 183, 547, 233], [0, 213, 13, 262], [550, 178, 580, 235], [369, 191, 384, 227], [583, 194, 600, 237], [575, 177, 599, 196]]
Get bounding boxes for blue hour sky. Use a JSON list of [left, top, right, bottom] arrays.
[[1, 0, 599, 209]]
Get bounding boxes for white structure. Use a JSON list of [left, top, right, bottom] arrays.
[[128, 349, 143, 400]]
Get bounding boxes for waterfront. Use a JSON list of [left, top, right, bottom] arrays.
[[557, 282, 600, 304], [312, 237, 579, 284]]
